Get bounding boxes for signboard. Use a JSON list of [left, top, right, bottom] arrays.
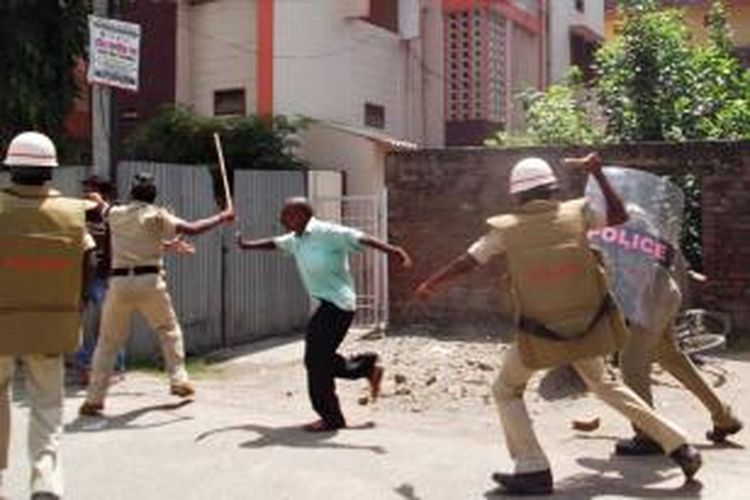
[[87, 15, 141, 91]]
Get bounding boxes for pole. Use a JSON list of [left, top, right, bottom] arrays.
[[213, 132, 232, 349], [91, 0, 113, 180], [213, 132, 233, 210]]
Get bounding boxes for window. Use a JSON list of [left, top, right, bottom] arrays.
[[366, 0, 398, 33], [213, 88, 246, 116], [575, 0, 585, 13], [364, 102, 385, 129]]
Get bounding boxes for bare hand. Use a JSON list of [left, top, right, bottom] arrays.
[[397, 248, 414, 270], [220, 206, 236, 223], [86, 191, 105, 205], [163, 236, 196, 255], [563, 152, 602, 174], [687, 270, 708, 283], [170, 239, 196, 255], [415, 282, 435, 301], [235, 231, 245, 249]]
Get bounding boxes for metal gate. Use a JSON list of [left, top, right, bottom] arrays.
[[311, 191, 389, 330]]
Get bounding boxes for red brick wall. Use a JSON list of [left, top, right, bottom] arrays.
[[386, 141, 750, 341]]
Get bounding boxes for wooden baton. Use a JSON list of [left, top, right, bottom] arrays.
[[213, 132, 233, 211]]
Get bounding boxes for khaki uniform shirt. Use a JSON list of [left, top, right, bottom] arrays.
[[467, 202, 606, 264], [106, 202, 185, 268]]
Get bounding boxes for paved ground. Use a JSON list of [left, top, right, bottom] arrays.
[[2, 335, 748, 500]]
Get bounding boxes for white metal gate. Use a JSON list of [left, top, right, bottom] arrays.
[[311, 191, 389, 330]]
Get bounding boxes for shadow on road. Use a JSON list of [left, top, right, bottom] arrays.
[[394, 482, 423, 500], [65, 399, 194, 433], [195, 421, 387, 454], [483, 474, 702, 499], [695, 440, 745, 450]]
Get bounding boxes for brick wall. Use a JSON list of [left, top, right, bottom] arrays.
[[386, 141, 750, 341]]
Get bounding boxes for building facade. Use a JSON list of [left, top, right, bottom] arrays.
[[604, 0, 750, 67], [167, 0, 445, 150], [547, 0, 604, 84], [442, 0, 545, 145]]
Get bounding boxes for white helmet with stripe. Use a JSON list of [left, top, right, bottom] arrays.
[[509, 157, 557, 194], [3, 131, 58, 167]]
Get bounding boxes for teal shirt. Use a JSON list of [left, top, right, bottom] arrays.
[[274, 218, 364, 311]]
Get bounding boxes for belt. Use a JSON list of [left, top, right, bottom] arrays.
[[110, 266, 161, 277], [518, 294, 614, 342]]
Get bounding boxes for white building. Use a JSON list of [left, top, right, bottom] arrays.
[[546, 0, 604, 84], [173, 0, 444, 195]]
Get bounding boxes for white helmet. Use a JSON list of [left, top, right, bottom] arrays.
[[3, 131, 58, 167], [509, 157, 557, 194]]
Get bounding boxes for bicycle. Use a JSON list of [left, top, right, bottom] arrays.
[[674, 308, 730, 355]]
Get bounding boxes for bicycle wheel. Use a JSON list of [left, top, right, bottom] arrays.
[[675, 309, 731, 354], [679, 333, 726, 354], [679, 309, 731, 337]]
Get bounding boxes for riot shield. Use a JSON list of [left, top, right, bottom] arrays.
[[585, 167, 685, 332]]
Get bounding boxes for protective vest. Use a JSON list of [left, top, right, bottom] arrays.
[[489, 198, 629, 368], [0, 187, 86, 354]]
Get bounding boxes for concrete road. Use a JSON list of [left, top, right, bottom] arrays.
[[2, 339, 747, 500]]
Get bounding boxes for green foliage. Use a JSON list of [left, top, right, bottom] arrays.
[[122, 105, 306, 170], [0, 0, 89, 152], [597, 0, 750, 269], [595, 6, 695, 141], [668, 173, 702, 271], [485, 69, 603, 147], [597, 0, 750, 142]]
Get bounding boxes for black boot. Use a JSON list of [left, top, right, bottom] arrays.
[[491, 469, 553, 495], [706, 418, 743, 443], [615, 435, 663, 456], [670, 444, 702, 480]]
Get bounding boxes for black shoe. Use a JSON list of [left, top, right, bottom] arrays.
[[706, 418, 743, 443], [491, 469, 553, 495], [670, 444, 702, 480], [31, 492, 61, 500], [615, 436, 663, 456]]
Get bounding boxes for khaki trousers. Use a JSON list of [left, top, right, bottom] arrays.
[[86, 275, 188, 405], [620, 322, 732, 428], [0, 355, 64, 496], [492, 344, 687, 474]]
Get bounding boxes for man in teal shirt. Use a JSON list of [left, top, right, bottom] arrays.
[[237, 197, 412, 431]]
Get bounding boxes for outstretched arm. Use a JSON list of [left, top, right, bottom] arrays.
[[235, 232, 277, 250], [177, 206, 235, 236], [359, 235, 412, 269], [415, 253, 480, 300], [564, 152, 628, 226]]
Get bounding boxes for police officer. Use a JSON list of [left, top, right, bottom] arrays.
[[78, 172, 234, 416], [0, 131, 96, 499], [615, 207, 742, 455], [416, 154, 701, 495]]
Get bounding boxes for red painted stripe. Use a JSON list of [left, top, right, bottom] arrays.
[[443, 0, 541, 33], [257, 0, 274, 118], [7, 151, 56, 160], [511, 172, 557, 187]]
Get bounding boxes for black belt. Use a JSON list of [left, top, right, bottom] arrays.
[[518, 294, 614, 342], [110, 266, 161, 277]]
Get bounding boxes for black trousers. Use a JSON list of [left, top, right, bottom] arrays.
[[304, 300, 378, 426]]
